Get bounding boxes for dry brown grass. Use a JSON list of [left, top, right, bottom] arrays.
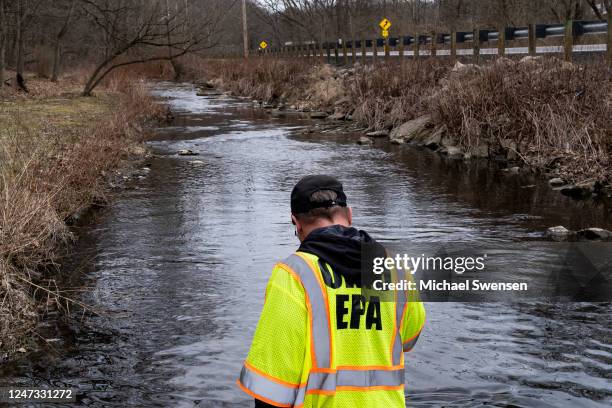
[[429, 58, 612, 181], [0, 71, 164, 354], [198, 58, 314, 102], [347, 60, 450, 130]]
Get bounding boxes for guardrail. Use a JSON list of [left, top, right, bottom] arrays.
[[255, 19, 611, 66]]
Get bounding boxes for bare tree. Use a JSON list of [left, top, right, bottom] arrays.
[[15, 0, 43, 77], [165, 0, 180, 78], [51, 0, 76, 82], [15, 0, 23, 75], [548, 0, 585, 21], [252, 4, 284, 46], [0, 0, 6, 89], [584, 0, 611, 19], [80, 0, 222, 96]]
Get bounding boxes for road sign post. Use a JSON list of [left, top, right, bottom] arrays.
[[373, 39, 378, 64], [379, 19, 391, 62], [528, 23, 537, 56], [564, 19, 574, 62], [473, 28, 480, 63], [431, 31, 437, 57], [498, 26, 506, 57], [361, 39, 366, 64], [450, 30, 457, 63]]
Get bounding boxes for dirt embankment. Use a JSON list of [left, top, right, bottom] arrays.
[[197, 57, 612, 200], [0, 72, 165, 358]]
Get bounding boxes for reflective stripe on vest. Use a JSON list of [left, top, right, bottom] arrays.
[[295, 368, 404, 405], [281, 253, 331, 369], [393, 265, 407, 365], [239, 363, 305, 407], [240, 364, 404, 407], [403, 331, 421, 352]]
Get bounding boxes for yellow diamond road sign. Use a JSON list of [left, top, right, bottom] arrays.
[[382, 29, 389, 38], [260, 41, 268, 49], [379, 18, 391, 31]]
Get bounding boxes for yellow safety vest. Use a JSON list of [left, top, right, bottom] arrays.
[[238, 251, 425, 407]]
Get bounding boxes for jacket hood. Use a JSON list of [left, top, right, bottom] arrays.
[[298, 225, 386, 287]]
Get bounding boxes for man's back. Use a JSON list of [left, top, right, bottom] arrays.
[[239, 226, 425, 407]]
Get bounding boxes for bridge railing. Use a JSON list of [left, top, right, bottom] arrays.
[[254, 19, 611, 66]]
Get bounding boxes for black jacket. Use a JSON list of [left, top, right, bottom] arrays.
[[298, 224, 385, 288]]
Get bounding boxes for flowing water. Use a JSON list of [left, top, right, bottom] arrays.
[[1, 83, 611, 407]]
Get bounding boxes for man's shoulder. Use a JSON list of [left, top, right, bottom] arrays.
[[275, 251, 318, 268], [267, 259, 307, 300], [270, 252, 317, 287]]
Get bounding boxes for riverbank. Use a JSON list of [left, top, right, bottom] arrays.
[[196, 57, 611, 199], [0, 72, 164, 358], [3, 83, 608, 407]]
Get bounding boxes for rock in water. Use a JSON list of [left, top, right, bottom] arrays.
[[546, 226, 572, 241], [502, 166, 520, 174], [389, 115, 433, 145], [178, 149, 199, 156], [560, 182, 594, 199], [577, 228, 612, 240], [439, 145, 463, 158], [548, 178, 565, 187], [470, 143, 489, 158], [328, 111, 346, 120], [310, 112, 328, 119], [357, 136, 373, 145], [366, 130, 389, 138], [423, 126, 445, 149]]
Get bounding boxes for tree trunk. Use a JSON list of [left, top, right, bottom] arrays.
[[51, 0, 76, 82], [16, 0, 24, 76], [0, 0, 5, 89], [16, 34, 25, 76], [82, 60, 109, 96], [164, 0, 182, 80], [51, 41, 61, 82]]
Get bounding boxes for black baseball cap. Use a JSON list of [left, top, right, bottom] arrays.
[[291, 175, 347, 214]]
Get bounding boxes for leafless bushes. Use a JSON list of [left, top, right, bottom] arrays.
[[0, 140, 65, 348], [429, 58, 612, 180], [347, 60, 449, 130], [202, 58, 313, 102], [0, 74, 162, 353], [355, 57, 611, 181]]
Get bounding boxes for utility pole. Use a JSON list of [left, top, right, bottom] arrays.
[[242, 0, 249, 58]]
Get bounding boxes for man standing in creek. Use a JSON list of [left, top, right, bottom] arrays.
[[237, 175, 426, 407]]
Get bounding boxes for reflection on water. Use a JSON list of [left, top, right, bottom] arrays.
[[1, 83, 610, 407]]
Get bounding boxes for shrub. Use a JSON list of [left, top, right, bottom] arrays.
[[0, 74, 163, 353], [429, 58, 612, 180], [347, 60, 449, 130]]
